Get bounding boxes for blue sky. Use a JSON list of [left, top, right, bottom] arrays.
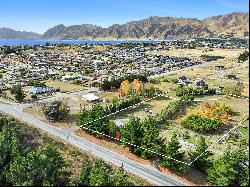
[[0, 0, 248, 34]]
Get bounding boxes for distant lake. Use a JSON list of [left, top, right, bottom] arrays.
[[0, 39, 163, 46]]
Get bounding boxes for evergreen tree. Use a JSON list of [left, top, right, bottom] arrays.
[[0, 123, 20, 185], [10, 86, 26, 102], [189, 136, 213, 172], [120, 116, 143, 155], [140, 116, 161, 159], [112, 164, 131, 186], [40, 145, 68, 186], [207, 146, 249, 186], [79, 156, 93, 185], [89, 160, 111, 186], [77, 104, 109, 137], [6, 145, 68, 186], [160, 133, 187, 173], [207, 156, 237, 186]]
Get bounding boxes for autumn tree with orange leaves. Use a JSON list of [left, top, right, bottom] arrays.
[[119, 79, 144, 97], [119, 80, 131, 97], [200, 102, 233, 124], [132, 79, 143, 95]]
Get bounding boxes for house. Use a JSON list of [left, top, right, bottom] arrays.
[[26, 86, 54, 95], [196, 79, 208, 88], [176, 76, 190, 85], [227, 74, 237, 79], [0, 84, 7, 91], [215, 65, 225, 69], [82, 93, 99, 102]]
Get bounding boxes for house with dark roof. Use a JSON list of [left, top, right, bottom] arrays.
[[196, 79, 208, 88], [176, 76, 190, 85]]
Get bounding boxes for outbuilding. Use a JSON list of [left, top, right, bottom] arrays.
[[82, 93, 99, 102]]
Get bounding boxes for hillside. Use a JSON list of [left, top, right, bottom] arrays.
[[43, 12, 249, 40], [0, 27, 42, 40], [0, 12, 248, 40], [203, 12, 249, 38]]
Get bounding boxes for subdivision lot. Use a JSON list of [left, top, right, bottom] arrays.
[[150, 48, 245, 59], [110, 95, 172, 121], [21, 92, 249, 185], [161, 95, 249, 156], [45, 80, 85, 92]]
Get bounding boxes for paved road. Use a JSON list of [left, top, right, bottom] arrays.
[[0, 103, 188, 186]]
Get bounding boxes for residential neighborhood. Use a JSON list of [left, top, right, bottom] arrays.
[[0, 2, 249, 185]]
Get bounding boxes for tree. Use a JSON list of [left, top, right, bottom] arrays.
[[10, 86, 26, 102], [132, 79, 143, 95], [180, 94, 194, 104], [43, 100, 70, 121], [80, 156, 93, 185], [112, 165, 130, 186], [120, 80, 131, 97], [120, 116, 143, 155], [6, 152, 38, 185], [77, 104, 109, 137], [40, 145, 68, 186], [6, 145, 68, 186], [89, 160, 111, 186], [27, 80, 45, 87], [234, 82, 244, 96], [207, 147, 249, 186], [181, 114, 222, 133], [200, 102, 233, 124], [31, 95, 38, 100], [207, 157, 237, 186], [0, 123, 21, 185], [107, 120, 117, 137], [189, 137, 213, 172], [160, 133, 187, 173], [140, 117, 161, 159], [238, 51, 249, 63], [141, 85, 158, 98]]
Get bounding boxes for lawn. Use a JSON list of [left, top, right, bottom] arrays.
[[45, 80, 85, 92], [110, 95, 173, 121], [150, 48, 245, 59]]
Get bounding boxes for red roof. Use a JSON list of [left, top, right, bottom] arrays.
[[63, 61, 70, 65]]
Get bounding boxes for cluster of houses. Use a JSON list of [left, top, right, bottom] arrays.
[[0, 38, 247, 94], [0, 43, 201, 93], [175, 76, 208, 88], [157, 38, 249, 50]]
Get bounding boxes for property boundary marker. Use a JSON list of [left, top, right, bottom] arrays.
[[188, 117, 248, 165], [78, 93, 249, 166]]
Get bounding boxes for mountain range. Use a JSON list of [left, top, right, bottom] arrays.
[[0, 12, 249, 40], [0, 27, 42, 40]]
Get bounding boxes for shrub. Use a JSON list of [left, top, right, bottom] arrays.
[[181, 114, 222, 133], [43, 101, 70, 121]]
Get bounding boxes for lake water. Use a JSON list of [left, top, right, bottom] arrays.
[[0, 39, 163, 46]]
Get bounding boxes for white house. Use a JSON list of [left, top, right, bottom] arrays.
[[82, 93, 99, 102], [26, 86, 54, 95]]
